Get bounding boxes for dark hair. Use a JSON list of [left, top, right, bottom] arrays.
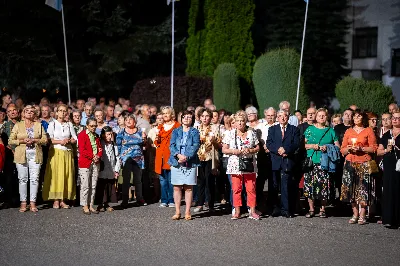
[[86, 117, 97, 126], [199, 108, 212, 118], [294, 110, 302, 115], [120, 110, 130, 118], [101, 126, 113, 137], [351, 109, 369, 128]]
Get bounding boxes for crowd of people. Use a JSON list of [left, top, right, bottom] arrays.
[[0, 93, 399, 228]]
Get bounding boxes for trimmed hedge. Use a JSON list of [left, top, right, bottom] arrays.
[[130, 76, 212, 111], [335, 76, 395, 114], [186, 0, 255, 82], [253, 48, 308, 112], [213, 63, 240, 112]]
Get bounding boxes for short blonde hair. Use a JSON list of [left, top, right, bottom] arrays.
[[161, 106, 176, 120], [235, 110, 247, 123], [22, 105, 37, 117]]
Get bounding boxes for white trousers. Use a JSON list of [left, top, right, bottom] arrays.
[[79, 163, 100, 207], [16, 150, 41, 202]]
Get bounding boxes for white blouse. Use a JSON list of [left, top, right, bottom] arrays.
[[48, 120, 78, 151]]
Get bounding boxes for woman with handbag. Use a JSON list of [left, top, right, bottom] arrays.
[[303, 108, 339, 218], [194, 108, 221, 213], [340, 109, 378, 225], [222, 111, 260, 220], [377, 111, 400, 228], [168, 111, 200, 220]]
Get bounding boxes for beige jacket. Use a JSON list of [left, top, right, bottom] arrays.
[[8, 121, 48, 164]]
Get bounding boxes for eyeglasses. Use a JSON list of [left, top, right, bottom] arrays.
[[87, 124, 97, 128], [369, 119, 378, 122], [392, 117, 400, 120], [382, 118, 391, 121], [182, 116, 192, 120]]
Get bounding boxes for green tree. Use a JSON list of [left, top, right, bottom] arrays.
[[213, 63, 240, 112], [253, 48, 308, 112], [257, 0, 349, 106], [186, 0, 255, 82], [335, 77, 395, 114]]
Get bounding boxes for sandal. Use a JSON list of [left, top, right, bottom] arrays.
[[106, 207, 114, 212], [185, 214, 192, 221], [358, 216, 368, 225], [172, 214, 181, 220], [90, 208, 99, 214], [319, 211, 327, 218], [19, 203, 28, 213], [30, 203, 39, 213], [82, 208, 91, 215], [305, 211, 315, 218], [97, 206, 105, 212], [53, 202, 60, 209], [60, 202, 70, 209], [231, 213, 241, 220], [349, 216, 359, 224]]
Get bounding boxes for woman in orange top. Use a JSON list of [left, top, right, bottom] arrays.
[[340, 109, 377, 225], [154, 106, 180, 207]]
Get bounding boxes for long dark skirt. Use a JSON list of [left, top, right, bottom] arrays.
[[340, 161, 372, 205], [303, 164, 331, 201]]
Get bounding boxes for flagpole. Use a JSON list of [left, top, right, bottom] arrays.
[[61, 4, 71, 105], [170, 0, 175, 108], [295, 0, 309, 110]]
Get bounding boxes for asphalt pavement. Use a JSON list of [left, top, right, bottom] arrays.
[[1, 203, 400, 266]]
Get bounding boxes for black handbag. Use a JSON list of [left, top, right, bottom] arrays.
[[239, 158, 254, 172], [301, 128, 330, 172], [234, 130, 255, 172]]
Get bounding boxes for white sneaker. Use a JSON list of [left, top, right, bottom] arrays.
[[232, 208, 235, 216], [168, 203, 175, 208], [194, 206, 203, 213], [159, 203, 168, 207]]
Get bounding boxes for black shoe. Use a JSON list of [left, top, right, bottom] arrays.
[[271, 210, 281, 217], [284, 213, 294, 218]]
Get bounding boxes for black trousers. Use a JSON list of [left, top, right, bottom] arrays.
[[256, 154, 272, 207], [197, 160, 215, 209], [1, 149, 18, 205], [122, 158, 143, 204]]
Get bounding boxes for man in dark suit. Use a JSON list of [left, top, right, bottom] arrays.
[[267, 110, 300, 218]]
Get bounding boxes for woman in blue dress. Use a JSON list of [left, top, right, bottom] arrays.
[[168, 111, 200, 220]]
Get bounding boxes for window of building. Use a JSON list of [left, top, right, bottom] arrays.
[[361, 70, 381, 81], [353, 27, 378, 58], [392, 48, 400, 77]]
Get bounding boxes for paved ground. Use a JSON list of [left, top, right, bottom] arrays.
[[0, 203, 400, 266]]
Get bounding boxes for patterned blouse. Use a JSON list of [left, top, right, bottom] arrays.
[[223, 129, 259, 174], [195, 124, 222, 162], [116, 128, 145, 169]]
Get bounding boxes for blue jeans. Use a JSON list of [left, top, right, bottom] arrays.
[[160, 170, 173, 204]]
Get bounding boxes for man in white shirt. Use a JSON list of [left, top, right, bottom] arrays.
[[279, 100, 298, 126], [254, 107, 277, 210]]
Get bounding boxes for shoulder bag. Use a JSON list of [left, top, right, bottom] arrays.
[[302, 128, 330, 172], [235, 130, 254, 172]]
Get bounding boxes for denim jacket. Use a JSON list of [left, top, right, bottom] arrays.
[[168, 126, 200, 168], [321, 144, 340, 172]]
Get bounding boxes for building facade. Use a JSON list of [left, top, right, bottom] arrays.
[[345, 0, 400, 100]]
